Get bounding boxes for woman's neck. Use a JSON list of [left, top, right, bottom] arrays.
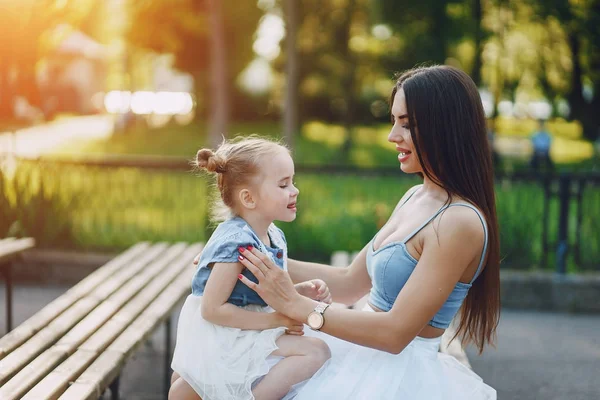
[[238, 212, 272, 246], [420, 176, 450, 202]]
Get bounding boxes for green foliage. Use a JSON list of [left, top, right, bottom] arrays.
[[10, 162, 75, 246], [126, 0, 262, 111], [0, 167, 16, 237]]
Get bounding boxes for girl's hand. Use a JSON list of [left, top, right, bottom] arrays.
[[273, 312, 305, 335], [295, 279, 332, 304]]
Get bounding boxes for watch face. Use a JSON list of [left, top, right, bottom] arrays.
[[307, 312, 323, 329]]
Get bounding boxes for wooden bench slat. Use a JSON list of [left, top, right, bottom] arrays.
[[23, 244, 202, 400], [0, 243, 163, 366], [0, 297, 99, 385], [59, 260, 198, 400], [0, 237, 35, 264], [0, 347, 70, 400], [0, 243, 190, 397], [59, 350, 124, 400], [80, 244, 202, 354], [54, 380, 99, 400], [0, 242, 151, 359], [83, 243, 171, 303], [55, 243, 188, 348], [20, 349, 98, 400], [0, 241, 165, 383]]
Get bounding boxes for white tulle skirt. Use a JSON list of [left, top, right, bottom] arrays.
[[291, 304, 497, 400], [171, 294, 287, 400]]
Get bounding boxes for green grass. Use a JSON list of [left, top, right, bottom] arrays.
[[53, 118, 597, 169], [5, 159, 599, 270], [7, 118, 597, 271]]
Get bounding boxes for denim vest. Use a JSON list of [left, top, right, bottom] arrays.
[[192, 217, 287, 307]]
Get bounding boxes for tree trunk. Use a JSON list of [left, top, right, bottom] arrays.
[[471, 0, 483, 86], [431, 2, 449, 64], [566, 31, 585, 123], [207, 0, 229, 148], [340, 0, 357, 161], [283, 0, 300, 150]]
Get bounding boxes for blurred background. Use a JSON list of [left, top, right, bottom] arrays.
[[0, 1, 599, 398], [1, 0, 599, 270]]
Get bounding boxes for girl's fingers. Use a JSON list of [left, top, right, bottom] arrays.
[[193, 253, 201, 265]]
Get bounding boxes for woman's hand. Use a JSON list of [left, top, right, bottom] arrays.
[[295, 279, 332, 304], [236, 246, 307, 315], [272, 312, 304, 335]]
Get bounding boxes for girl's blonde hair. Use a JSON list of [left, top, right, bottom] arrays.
[[196, 136, 289, 222]]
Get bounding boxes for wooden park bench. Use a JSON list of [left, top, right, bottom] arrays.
[[0, 241, 203, 400], [1, 237, 36, 333]]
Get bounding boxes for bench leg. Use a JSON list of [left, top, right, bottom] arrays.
[[109, 375, 121, 400], [164, 316, 172, 399], [2, 262, 12, 333]]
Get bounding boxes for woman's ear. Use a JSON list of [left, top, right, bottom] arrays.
[[238, 188, 257, 210]]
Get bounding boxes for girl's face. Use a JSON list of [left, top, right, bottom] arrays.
[[388, 89, 422, 174], [254, 150, 299, 223]]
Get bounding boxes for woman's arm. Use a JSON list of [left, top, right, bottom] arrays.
[[287, 245, 371, 305], [201, 262, 302, 332], [287, 183, 423, 305], [238, 206, 485, 354]]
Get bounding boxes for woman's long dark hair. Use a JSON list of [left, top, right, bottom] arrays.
[[391, 65, 500, 353]]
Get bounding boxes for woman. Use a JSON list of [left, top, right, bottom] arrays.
[[237, 65, 499, 399], [173, 65, 499, 399]]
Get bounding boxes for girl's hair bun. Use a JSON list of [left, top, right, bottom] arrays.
[[196, 148, 226, 173]]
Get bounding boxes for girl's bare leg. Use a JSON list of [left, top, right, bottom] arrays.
[[168, 377, 202, 400], [171, 372, 181, 385], [252, 336, 331, 400]]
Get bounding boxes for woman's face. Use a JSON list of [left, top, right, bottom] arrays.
[[388, 89, 422, 174]]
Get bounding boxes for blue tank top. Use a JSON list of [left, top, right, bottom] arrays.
[[366, 191, 488, 329]]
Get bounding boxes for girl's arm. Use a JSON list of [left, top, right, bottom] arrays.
[[287, 247, 371, 306], [239, 205, 485, 354], [201, 261, 300, 332]]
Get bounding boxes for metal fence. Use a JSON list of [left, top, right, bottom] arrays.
[[1, 154, 598, 273]]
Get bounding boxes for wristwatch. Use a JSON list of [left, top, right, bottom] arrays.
[[307, 302, 330, 331]]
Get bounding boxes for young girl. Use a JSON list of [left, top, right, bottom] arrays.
[[170, 137, 332, 400]]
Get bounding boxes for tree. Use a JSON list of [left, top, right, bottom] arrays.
[[530, 0, 600, 141], [283, 0, 300, 149], [207, 0, 228, 146], [127, 0, 262, 144], [0, 0, 99, 119]]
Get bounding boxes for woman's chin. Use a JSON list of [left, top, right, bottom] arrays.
[[399, 163, 416, 174]]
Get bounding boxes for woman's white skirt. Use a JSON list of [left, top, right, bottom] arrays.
[[291, 304, 497, 400], [171, 294, 287, 400]]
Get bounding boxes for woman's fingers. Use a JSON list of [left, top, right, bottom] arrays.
[[237, 273, 259, 292], [193, 253, 201, 265], [237, 249, 266, 280], [244, 246, 274, 272]]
